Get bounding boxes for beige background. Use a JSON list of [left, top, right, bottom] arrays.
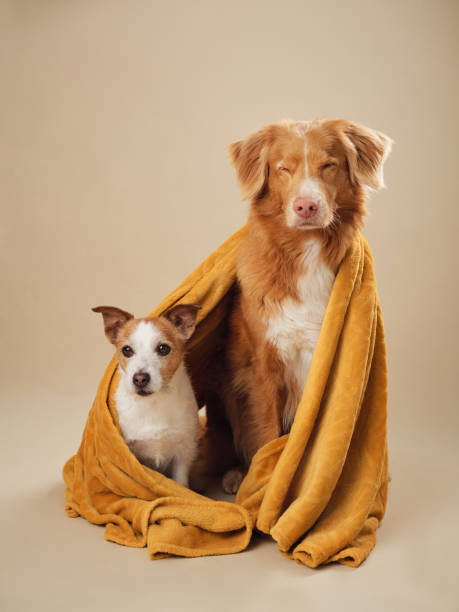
[[1, 1, 458, 610]]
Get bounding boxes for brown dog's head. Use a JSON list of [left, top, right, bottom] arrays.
[[229, 118, 392, 230]]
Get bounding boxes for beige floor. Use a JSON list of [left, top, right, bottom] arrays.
[[1, 389, 458, 612]]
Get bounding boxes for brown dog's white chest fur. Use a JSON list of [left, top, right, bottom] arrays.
[[263, 237, 334, 430]]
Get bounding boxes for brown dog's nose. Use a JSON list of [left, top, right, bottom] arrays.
[[133, 372, 150, 388], [293, 198, 318, 219]]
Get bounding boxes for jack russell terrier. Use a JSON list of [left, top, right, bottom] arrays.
[[93, 303, 201, 488]]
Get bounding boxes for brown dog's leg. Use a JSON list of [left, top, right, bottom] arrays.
[[222, 465, 247, 494], [220, 348, 285, 493], [221, 388, 281, 494], [239, 343, 285, 460], [199, 391, 239, 479]]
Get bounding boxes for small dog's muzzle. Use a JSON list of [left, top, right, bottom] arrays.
[[132, 371, 150, 389]]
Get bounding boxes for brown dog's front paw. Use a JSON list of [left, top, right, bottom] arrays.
[[222, 467, 245, 494]]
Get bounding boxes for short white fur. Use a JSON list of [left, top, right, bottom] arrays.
[[286, 143, 329, 228], [122, 321, 163, 393], [264, 238, 334, 430]]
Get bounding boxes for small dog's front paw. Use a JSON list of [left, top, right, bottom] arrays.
[[222, 468, 245, 494]]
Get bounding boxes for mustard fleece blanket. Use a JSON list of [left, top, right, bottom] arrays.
[[63, 226, 389, 568]]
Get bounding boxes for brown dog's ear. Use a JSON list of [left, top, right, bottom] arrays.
[[92, 306, 134, 344], [228, 126, 273, 201], [163, 303, 201, 340], [340, 121, 393, 190]]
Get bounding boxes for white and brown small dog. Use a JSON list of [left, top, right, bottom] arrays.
[[93, 303, 201, 488]]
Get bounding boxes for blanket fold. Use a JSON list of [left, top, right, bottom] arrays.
[[63, 226, 389, 568]]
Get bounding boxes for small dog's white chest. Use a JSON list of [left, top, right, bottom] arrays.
[[265, 240, 334, 424], [114, 363, 199, 471]]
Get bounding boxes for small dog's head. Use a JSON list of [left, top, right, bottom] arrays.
[[229, 118, 392, 230], [92, 304, 201, 396]]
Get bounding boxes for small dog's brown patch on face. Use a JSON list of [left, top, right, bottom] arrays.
[[153, 317, 186, 385], [114, 318, 141, 373]]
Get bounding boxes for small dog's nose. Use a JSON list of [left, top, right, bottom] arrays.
[[133, 372, 150, 388], [293, 198, 318, 219]]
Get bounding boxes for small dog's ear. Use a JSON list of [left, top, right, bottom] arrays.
[[163, 303, 201, 341], [228, 125, 273, 201], [92, 306, 134, 345], [340, 121, 393, 190]]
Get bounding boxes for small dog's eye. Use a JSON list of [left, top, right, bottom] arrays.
[[122, 345, 134, 357], [278, 166, 291, 174], [321, 162, 337, 170], [156, 343, 171, 356]]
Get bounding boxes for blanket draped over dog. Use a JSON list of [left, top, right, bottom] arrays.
[[63, 226, 389, 568]]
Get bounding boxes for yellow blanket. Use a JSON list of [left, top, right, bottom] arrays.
[[63, 226, 389, 568]]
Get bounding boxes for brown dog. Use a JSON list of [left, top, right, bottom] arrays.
[[205, 118, 392, 493]]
